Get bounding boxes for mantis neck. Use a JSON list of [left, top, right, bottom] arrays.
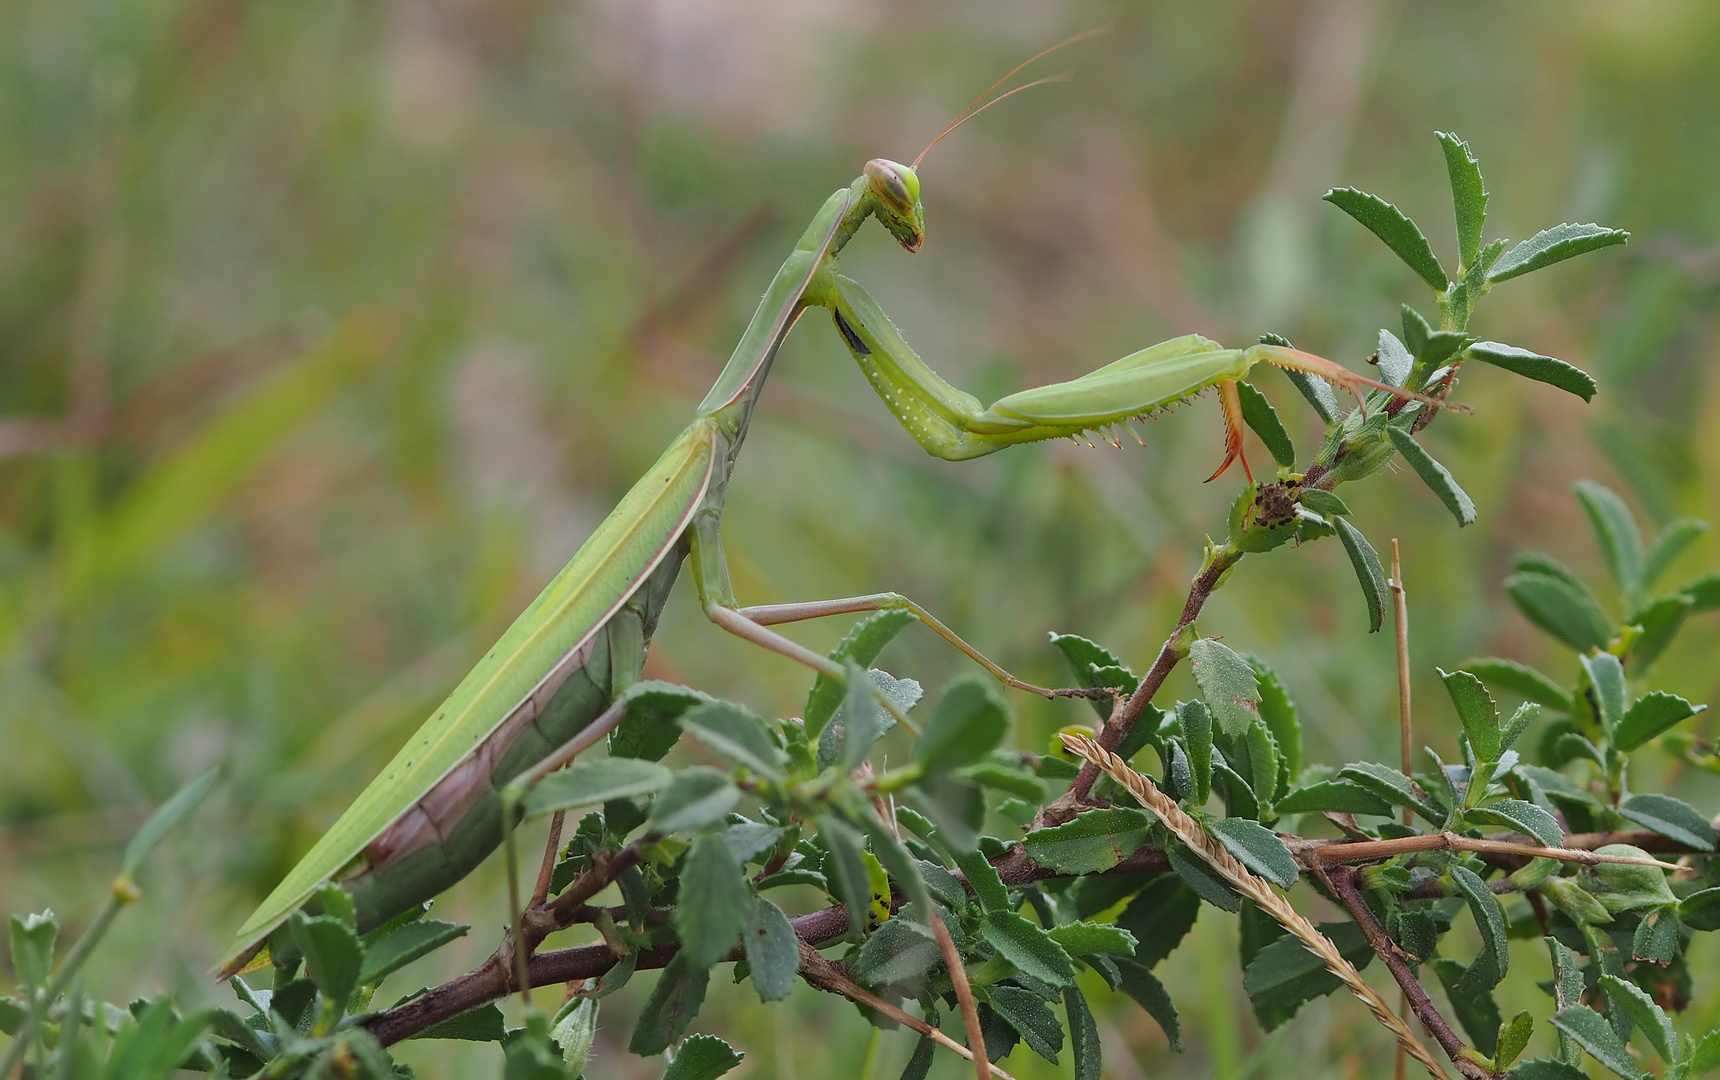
[[694, 178, 880, 448]]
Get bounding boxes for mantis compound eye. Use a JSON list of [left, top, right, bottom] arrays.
[[864, 158, 920, 210]]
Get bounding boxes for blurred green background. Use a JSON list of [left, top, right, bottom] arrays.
[[3, 0, 1719, 1075]]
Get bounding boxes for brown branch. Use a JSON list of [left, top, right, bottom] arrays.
[[1321, 863, 1500, 1080], [1294, 831, 1681, 870], [1042, 547, 1239, 824]]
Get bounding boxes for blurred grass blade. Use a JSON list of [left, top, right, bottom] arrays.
[[122, 767, 220, 878]]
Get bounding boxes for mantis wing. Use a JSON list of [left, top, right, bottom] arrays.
[[220, 420, 718, 973]]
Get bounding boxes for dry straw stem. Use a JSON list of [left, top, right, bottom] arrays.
[[1060, 733, 1447, 1080]]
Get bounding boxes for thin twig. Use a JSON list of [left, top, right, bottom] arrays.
[[1062, 734, 1446, 1078], [531, 811, 568, 909], [933, 915, 991, 1080], [796, 940, 1017, 1080], [1321, 863, 1500, 1080], [1389, 538, 1411, 1080]]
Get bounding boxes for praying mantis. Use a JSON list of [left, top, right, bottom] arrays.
[[218, 47, 1435, 978]]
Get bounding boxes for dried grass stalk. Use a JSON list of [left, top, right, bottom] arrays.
[[1060, 733, 1447, 1079]]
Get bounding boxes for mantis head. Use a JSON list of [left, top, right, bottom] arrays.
[[864, 158, 924, 252]]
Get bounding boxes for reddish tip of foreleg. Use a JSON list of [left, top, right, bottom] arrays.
[[1204, 379, 1252, 484]]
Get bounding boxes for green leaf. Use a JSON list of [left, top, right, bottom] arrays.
[[1691, 1030, 1720, 1074], [1374, 328, 1415, 388], [1236, 381, 1295, 467], [680, 701, 788, 780], [1550, 1005, 1641, 1080], [1631, 906, 1679, 966], [122, 767, 220, 878], [1496, 1011, 1534, 1072], [1441, 668, 1502, 761], [1298, 489, 1350, 520], [1430, 956, 1502, 1055], [1546, 937, 1587, 1065], [1050, 633, 1138, 721], [1116, 877, 1201, 968], [1618, 793, 1716, 851], [1112, 957, 1182, 1051], [1684, 572, 1720, 612], [1438, 132, 1489, 268], [742, 897, 797, 1003], [1248, 656, 1301, 781], [551, 997, 599, 1074], [1506, 1062, 1589, 1080], [1488, 223, 1630, 283], [1501, 702, 1539, 754], [912, 677, 1008, 775], [805, 611, 916, 738], [952, 848, 1009, 913], [359, 920, 468, 985], [1241, 921, 1373, 1030], [1644, 519, 1708, 590], [1581, 653, 1628, 738], [289, 912, 363, 1007], [673, 834, 752, 970], [988, 985, 1064, 1064], [629, 953, 712, 1056], [1206, 818, 1298, 888], [1333, 518, 1388, 633], [981, 910, 1076, 985], [524, 759, 673, 820], [1387, 426, 1477, 527], [1467, 342, 1597, 402], [1167, 843, 1240, 911], [1064, 985, 1102, 1080], [1274, 781, 1393, 817], [1461, 657, 1572, 712], [662, 1034, 745, 1080], [1623, 593, 1692, 672], [409, 1002, 507, 1042], [1506, 572, 1612, 652], [610, 682, 712, 762], [819, 818, 873, 934], [1021, 807, 1153, 875], [1680, 886, 1720, 931], [1574, 481, 1644, 595], [1179, 699, 1213, 806], [649, 768, 741, 834], [1614, 692, 1704, 753], [1324, 187, 1449, 291], [854, 916, 939, 989], [1188, 639, 1260, 739], [1452, 866, 1509, 992], [1584, 845, 1676, 913], [8, 910, 57, 989], [897, 1037, 935, 1080], [1466, 800, 1563, 847], [830, 663, 888, 772], [1338, 761, 1442, 824], [1047, 921, 1137, 959]]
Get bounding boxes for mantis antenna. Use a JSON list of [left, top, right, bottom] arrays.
[[911, 25, 1112, 169]]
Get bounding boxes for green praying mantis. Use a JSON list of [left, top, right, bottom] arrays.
[[218, 46, 1439, 978]]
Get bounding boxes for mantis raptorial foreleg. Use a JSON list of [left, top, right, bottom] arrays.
[[820, 269, 1453, 481]]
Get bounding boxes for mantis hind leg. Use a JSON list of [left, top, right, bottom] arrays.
[[738, 593, 1096, 700]]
